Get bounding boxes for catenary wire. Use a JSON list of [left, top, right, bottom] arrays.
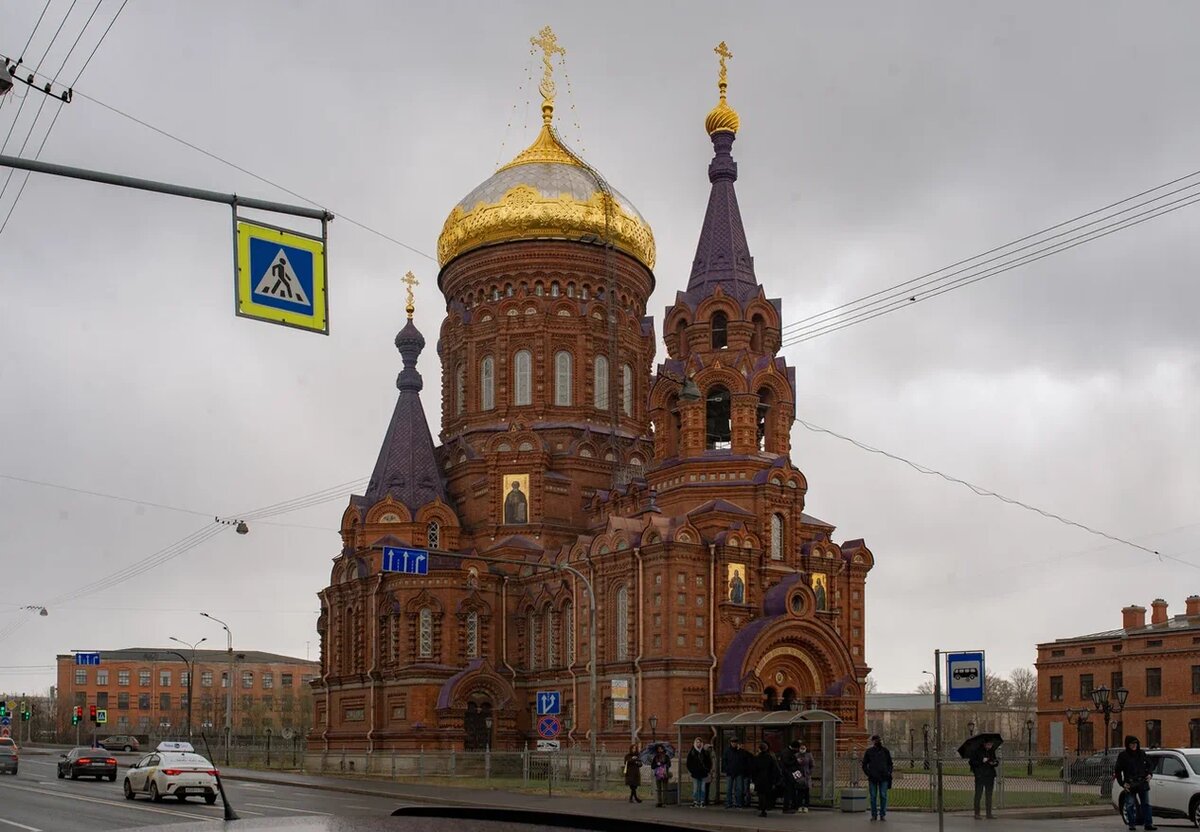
[[19, 0, 55, 60]]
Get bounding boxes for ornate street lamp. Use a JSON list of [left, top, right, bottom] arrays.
[[922, 723, 930, 771], [649, 714, 658, 743], [1066, 707, 1092, 757], [1088, 685, 1128, 754], [1025, 718, 1035, 775]]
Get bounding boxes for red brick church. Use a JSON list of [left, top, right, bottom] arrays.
[[312, 34, 875, 753]]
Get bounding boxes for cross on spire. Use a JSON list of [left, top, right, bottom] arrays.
[[714, 41, 733, 100], [530, 25, 566, 125], [402, 271, 419, 319]]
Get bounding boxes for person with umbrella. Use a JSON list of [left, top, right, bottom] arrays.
[[623, 743, 644, 803], [861, 734, 893, 821], [969, 736, 1000, 819], [644, 743, 674, 807]]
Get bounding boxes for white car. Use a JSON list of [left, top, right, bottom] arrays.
[[122, 741, 219, 805], [1111, 747, 1200, 827]]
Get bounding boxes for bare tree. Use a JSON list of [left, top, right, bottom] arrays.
[[865, 674, 879, 693], [1009, 667, 1037, 708]]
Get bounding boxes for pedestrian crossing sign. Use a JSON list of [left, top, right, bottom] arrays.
[[235, 219, 328, 334]]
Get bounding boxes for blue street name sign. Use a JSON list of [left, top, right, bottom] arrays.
[[382, 547, 429, 575], [536, 690, 561, 716], [946, 651, 985, 703], [75, 652, 101, 666]]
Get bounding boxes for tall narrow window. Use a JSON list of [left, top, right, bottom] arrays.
[[757, 387, 775, 452], [528, 614, 541, 671], [594, 355, 609, 409], [555, 351, 573, 406], [418, 608, 432, 659], [711, 311, 728, 349], [770, 514, 783, 560], [426, 521, 440, 549], [616, 586, 629, 661], [480, 357, 495, 410], [466, 612, 479, 659], [750, 314, 765, 352], [455, 364, 466, 415], [547, 609, 559, 668], [514, 350, 532, 406], [705, 385, 732, 449], [622, 364, 633, 416], [565, 602, 576, 665]]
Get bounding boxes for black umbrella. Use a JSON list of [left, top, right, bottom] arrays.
[[958, 733, 1004, 759], [640, 741, 677, 764]]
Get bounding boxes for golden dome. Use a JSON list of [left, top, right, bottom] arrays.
[[437, 123, 656, 270], [705, 40, 740, 136]]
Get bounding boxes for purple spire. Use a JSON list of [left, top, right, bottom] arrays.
[[364, 318, 448, 512], [685, 130, 758, 300]]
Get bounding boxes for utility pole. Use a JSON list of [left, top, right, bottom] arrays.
[[201, 613, 234, 764], [170, 636, 207, 737]]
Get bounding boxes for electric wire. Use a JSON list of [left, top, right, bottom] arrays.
[[19, 0, 55, 60], [793, 416, 1200, 572]]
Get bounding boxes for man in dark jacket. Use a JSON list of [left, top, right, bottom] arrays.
[[779, 740, 802, 813], [751, 741, 782, 817], [1114, 735, 1156, 831], [736, 741, 755, 808], [685, 737, 713, 807], [722, 738, 746, 808], [861, 735, 893, 821], [969, 739, 999, 819]]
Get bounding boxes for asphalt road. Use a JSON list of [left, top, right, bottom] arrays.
[[0, 753, 416, 832]]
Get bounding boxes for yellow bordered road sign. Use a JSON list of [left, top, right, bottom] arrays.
[[235, 218, 328, 334]]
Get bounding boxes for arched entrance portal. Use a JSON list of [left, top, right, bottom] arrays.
[[463, 699, 493, 750]]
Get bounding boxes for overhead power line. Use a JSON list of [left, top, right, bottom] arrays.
[[794, 416, 1200, 572]]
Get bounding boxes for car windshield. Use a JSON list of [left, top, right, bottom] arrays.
[[1187, 754, 1200, 775]]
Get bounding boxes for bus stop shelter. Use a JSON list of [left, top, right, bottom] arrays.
[[672, 709, 841, 803]]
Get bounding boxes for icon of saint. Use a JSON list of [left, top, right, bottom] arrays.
[[813, 576, 826, 611], [504, 479, 528, 524], [729, 568, 745, 604]]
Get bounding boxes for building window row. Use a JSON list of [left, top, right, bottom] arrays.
[[464, 353, 635, 416]]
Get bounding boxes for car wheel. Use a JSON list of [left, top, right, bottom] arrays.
[[1189, 795, 1199, 827], [57, 768, 64, 779], [123, 778, 135, 800], [177, 794, 188, 803], [124, 745, 132, 752], [150, 782, 162, 802], [205, 794, 217, 805], [70, 769, 78, 780], [108, 772, 117, 782]]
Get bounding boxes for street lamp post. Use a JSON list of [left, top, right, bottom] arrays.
[[649, 714, 658, 744], [1088, 685, 1128, 755], [910, 728, 916, 768], [1066, 707, 1091, 757], [170, 636, 206, 737], [922, 723, 930, 771], [967, 720, 976, 737], [1025, 718, 1034, 775], [200, 612, 234, 764]]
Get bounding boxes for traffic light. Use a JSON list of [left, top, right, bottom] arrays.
[[0, 701, 7, 718], [89, 704, 97, 723], [72, 706, 82, 725], [20, 702, 29, 721]]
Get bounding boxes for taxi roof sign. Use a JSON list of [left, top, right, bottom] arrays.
[[235, 218, 328, 334], [156, 740, 194, 753]]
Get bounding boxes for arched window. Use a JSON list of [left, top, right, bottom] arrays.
[[675, 319, 689, 359], [418, 607, 432, 658], [528, 613, 541, 670], [551, 282, 560, 297], [547, 609, 559, 667], [342, 606, 355, 674], [513, 350, 532, 406], [480, 357, 495, 410], [757, 387, 775, 452], [622, 364, 633, 416], [564, 602, 576, 665], [615, 586, 629, 661], [594, 355, 609, 409], [426, 521, 440, 549], [705, 385, 732, 449], [751, 314, 766, 353], [770, 514, 783, 560], [555, 351, 573, 406], [465, 611, 479, 659], [455, 364, 466, 415], [711, 311, 728, 349], [665, 393, 681, 456]]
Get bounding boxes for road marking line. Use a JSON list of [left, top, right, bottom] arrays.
[[0, 818, 42, 831], [0, 782, 204, 819], [344, 804, 375, 810], [246, 802, 332, 815]]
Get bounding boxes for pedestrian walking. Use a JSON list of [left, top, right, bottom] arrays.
[[685, 736, 713, 807], [650, 744, 672, 808], [862, 734, 893, 822], [751, 740, 782, 817], [794, 741, 815, 813], [780, 740, 802, 813], [623, 743, 644, 804], [722, 738, 747, 808], [1114, 735, 1156, 831], [969, 738, 999, 819]]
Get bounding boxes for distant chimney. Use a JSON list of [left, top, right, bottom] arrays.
[[1186, 595, 1200, 617], [1151, 598, 1168, 625], [1122, 605, 1146, 630]]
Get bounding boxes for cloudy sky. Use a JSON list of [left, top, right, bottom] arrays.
[[1, 1, 1198, 699]]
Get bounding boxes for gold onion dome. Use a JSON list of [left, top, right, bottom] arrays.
[[705, 41, 740, 135], [437, 27, 655, 271]]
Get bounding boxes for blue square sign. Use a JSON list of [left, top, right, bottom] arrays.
[[536, 691, 561, 715], [946, 651, 985, 703]]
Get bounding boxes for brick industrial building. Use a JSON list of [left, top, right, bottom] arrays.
[[56, 648, 318, 740], [313, 38, 877, 753], [1035, 595, 1200, 754]]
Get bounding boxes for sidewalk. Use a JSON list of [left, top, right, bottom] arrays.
[[218, 767, 1114, 831]]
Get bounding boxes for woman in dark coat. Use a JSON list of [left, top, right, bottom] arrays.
[[623, 743, 644, 803], [650, 744, 672, 807], [751, 741, 782, 817]]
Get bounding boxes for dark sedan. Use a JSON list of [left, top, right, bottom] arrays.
[[0, 746, 17, 775], [57, 746, 118, 781]]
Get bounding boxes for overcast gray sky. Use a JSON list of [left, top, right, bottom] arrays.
[[1, 1, 1198, 698]]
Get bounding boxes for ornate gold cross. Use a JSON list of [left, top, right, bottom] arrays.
[[402, 271, 419, 319], [714, 41, 733, 99], [530, 25, 566, 124]]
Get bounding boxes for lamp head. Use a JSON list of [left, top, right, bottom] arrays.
[[1115, 686, 1129, 707], [1090, 684, 1110, 709]]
